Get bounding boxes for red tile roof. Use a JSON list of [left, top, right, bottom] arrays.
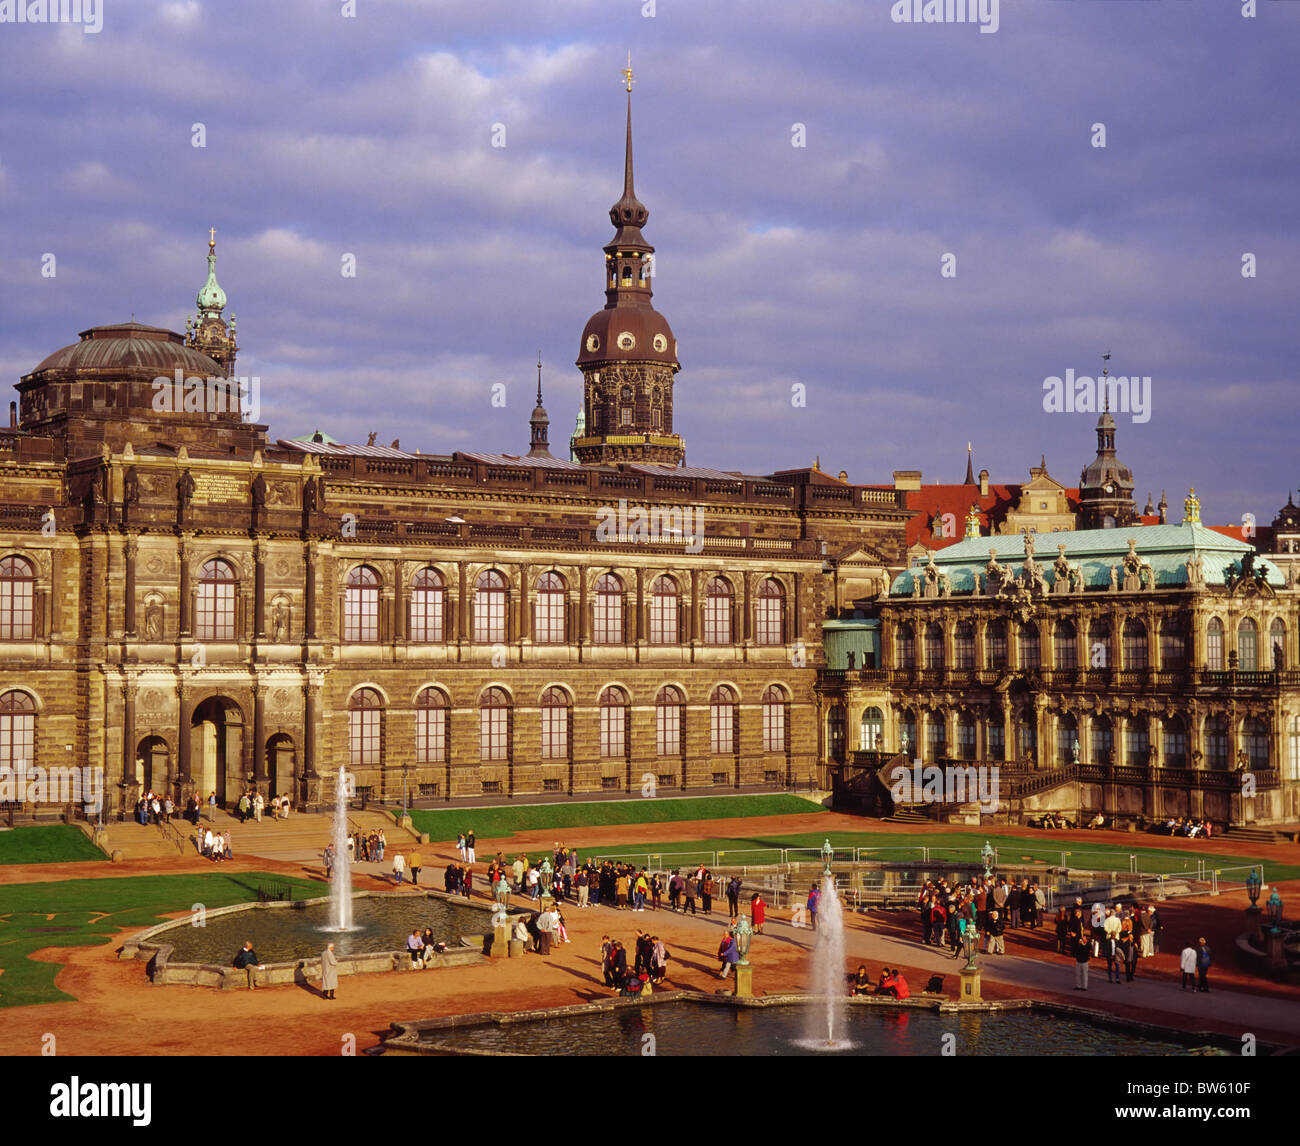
[[904, 483, 1080, 550]]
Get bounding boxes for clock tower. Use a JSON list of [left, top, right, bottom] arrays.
[[572, 60, 684, 467], [1077, 358, 1137, 529]]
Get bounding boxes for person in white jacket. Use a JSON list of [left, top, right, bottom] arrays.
[[392, 852, 406, 885], [1179, 943, 1197, 990]]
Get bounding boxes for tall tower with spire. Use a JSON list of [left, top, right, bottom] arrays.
[[185, 229, 238, 377], [1077, 352, 1136, 529], [572, 57, 684, 467], [527, 353, 552, 458]]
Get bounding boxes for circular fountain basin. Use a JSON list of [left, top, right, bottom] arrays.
[[386, 995, 1258, 1057]]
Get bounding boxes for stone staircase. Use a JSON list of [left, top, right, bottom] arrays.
[[97, 818, 191, 860], [1225, 823, 1300, 846], [885, 805, 932, 825]]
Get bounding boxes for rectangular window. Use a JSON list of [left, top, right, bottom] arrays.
[[593, 594, 622, 644], [600, 706, 625, 758], [601, 776, 621, 790], [650, 595, 678, 644], [762, 703, 785, 753], [755, 598, 783, 646], [415, 707, 445, 764], [540, 706, 567, 760], [349, 708, 380, 766], [0, 579, 33, 640], [0, 712, 34, 769], [1206, 626, 1223, 670], [542, 778, 562, 792], [480, 708, 508, 761], [409, 589, 444, 642], [197, 583, 236, 641], [344, 586, 379, 642], [711, 772, 728, 786], [533, 593, 565, 644], [703, 598, 731, 644], [711, 706, 734, 754], [656, 703, 680, 756], [481, 780, 501, 794], [474, 590, 506, 643]]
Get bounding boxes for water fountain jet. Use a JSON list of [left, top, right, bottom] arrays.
[[326, 766, 355, 932]]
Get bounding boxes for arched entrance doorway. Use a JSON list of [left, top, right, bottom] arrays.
[[191, 696, 245, 807], [266, 733, 296, 800], [137, 735, 171, 795]]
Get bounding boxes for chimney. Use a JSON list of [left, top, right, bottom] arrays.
[[978, 468, 989, 497], [892, 470, 922, 492], [8, 401, 14, 429]]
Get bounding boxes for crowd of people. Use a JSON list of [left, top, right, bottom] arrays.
[[849, 964, 913, 998], [599, 930, 670, 994], [916, 874, 1046, 957], [1055, 895, 1197, 992], [1159, 817, 1213, 838], [197, 825, 233, 861]]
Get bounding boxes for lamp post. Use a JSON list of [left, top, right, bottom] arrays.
[[1246, 868, 1262, 908], [1265, 887, 1286, 972], [821, 838, 834, 878], [959, 919, 982, 1002], [1267, 888, 1284, 935], [732, 915, 755, 998], [981, 840, 995, 878]]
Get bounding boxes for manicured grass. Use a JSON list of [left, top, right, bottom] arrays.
[[582, 831, 1300, 882], [408, 794, 825, 843], [0, 872, 320, 1009], [0, 826, 106, 865]]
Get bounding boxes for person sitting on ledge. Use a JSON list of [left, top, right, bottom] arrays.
[[850, 965, 872, 996], [1087, 813, 1106, 830]]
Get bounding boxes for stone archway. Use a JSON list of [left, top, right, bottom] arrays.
[[191, 696, 245, 808], [137, 735, 171, 796], [266, 733, 296, 800]]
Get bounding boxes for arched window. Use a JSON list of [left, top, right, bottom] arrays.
[[1123, 619, 1148, 670], [649, 576, 679, 645], [1125, 715, 1150, 766], [762, 684, 787, 753], [1088, 619, 1111, 670], [703, 577, 733, 645], [860, 706, 884, 752], [479, 686, 511, 762], [1204, 714, 1229, 769], [348, 687, 383, 766], [0, 556, 35, 640], [593, 573, 624, 645], [896, 623, 916, 670], [711, 685, 737, 755], [1242, 716, 1269, 769], [924, 623, 945, 670], [986, 620, 1007, 670], [1270, 618, 1287, 669], [1162, 715, 1187, 767], [986, 707, 1004, 762], [599, 686, 628, 758], [415, 687, 447, 764], [533, 571, 566, 644], [196, 558, 237, 641], [1056, 713, 1078, 766], [956, 710, 976, 760], [1160, 618, 1186, 670], [1238, 618, 1258, 671], [925, 710, 946, 760], [344, 565, 381, 643], [473, 570, 508, 643], [826, 700, 845, 763], [1054, 620, 1077, 670], [540, 686, 569, 761], [409, 568, 445, 643], [953, 622, 974, 669], [1091, 715, 1112, 765], [656, 686, 684, 757], [0, 690, 35, 770], [755, 579, 785, 646], [1019, 623, 1040, 670], [1206, 617, 1224, 671]]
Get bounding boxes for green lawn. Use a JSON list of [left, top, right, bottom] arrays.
[[0, 872, 320, 1009], [408, 794, 825, 843], [581, 831, 1300, 882], [0, 826, 106, 865]]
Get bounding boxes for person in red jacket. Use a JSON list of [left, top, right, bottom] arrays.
[[751, 892, 766, 934]]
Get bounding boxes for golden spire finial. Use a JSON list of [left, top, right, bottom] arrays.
[[209, 226, 216, 249], [622, 51, 634, 93]]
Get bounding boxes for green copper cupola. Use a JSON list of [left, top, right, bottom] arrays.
[[185, 229, 238, 377]]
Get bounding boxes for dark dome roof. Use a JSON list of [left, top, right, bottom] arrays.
[[577, 306, 678, 369], [28, 322, 221, 377]]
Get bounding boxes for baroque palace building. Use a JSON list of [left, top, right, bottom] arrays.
[[0, 87, 911, 817], [820, 440, 1300, 827]]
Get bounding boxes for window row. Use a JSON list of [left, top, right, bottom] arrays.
[[347, 683, 791, 765], [895, 616, 1289, 672], [344, 566, 789, 646]]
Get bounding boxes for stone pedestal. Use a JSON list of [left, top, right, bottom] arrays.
[[507, 939, 524, 958], [959, 967, 982, 1003], [540, 892, 555, 912], [490, 923, 511, 958], [397, 814, 413, 830], [732, 964, 753, 998], [1267, 931, 1286, 972]]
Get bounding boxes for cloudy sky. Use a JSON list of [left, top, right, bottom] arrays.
[[0, 0, 1295, 528]]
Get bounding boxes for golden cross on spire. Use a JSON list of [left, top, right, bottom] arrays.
[[622, 51, 634, 93], [209, 226, 216, 248]]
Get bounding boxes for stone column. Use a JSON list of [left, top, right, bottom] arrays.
[[457, 561, 469, 640], [304, 679, 320, 778], [124, 539, 138, 635], [635, 567, 645, 643], [690, 570, 701, 643], [177, 683, 192, 783], [254, 543, 266, 639], [742, 573, 752, 643], [253, 680, 266, 783], [122, 681, 137, 791], [393, 562, 406, 642], [178, 537, 191, 636], [305, 543, 318, 639], [578, 568, 589, 646], [518, 563, 531, 642]]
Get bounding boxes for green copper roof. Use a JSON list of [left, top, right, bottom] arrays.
[[196, 247, 227, 313], [891, 523, 1282, 596]]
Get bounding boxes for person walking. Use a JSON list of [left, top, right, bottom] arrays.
[[682, 873, 698, 915], [465, 830, 476, 865], [1073, 928, 1091, 991], [1147, 905, 1162, 954], [668, 870, 683, 912], [392, 852, 406, 886], [408, 850, 422, 887], [1119, 928, 1139, 983], [1180, 941, 1198, 990], [576, 867, 590, 908], [320, 942, 338, 1000], [986, 909, 1005, 955], [726, 875, 742, 923], [207, 791, 216, 821], [253, 791, 264, 823], [807, 884, 821, 932], [456, 832, 466, 861], [1196, 938, 1212, 992]]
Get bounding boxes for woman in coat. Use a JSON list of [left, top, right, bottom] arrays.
[[750, 893, 766, 933], [321, 942, 338, 1000]]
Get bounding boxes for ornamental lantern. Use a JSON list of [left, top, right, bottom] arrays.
[[962, 923, 979, 971], [1246, 868, 1262, 908], [734, 916, 753, 966], [821, 839, 834, 877], [981, 841, 996, 877], [1267, 888, 1284, 933]]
